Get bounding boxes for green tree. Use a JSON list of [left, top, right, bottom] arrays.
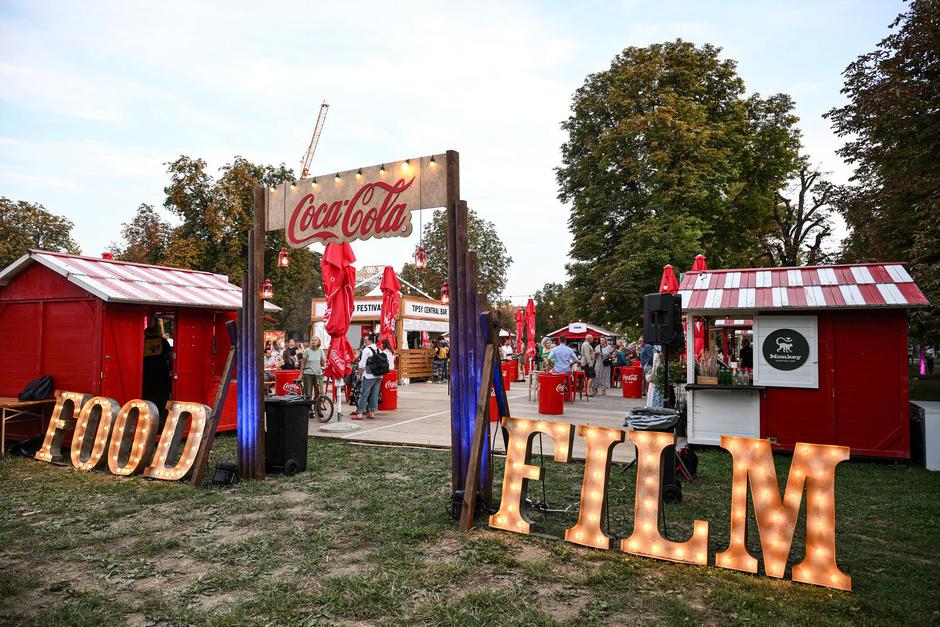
[[398, 207, 512, 306], [115, 204, 172, 265], [532, 282, 575, 338], [826, 0, 940, 343], [0, 197, 80, 268], [556, 40, 801, 328], [114, 156, 322, 334]]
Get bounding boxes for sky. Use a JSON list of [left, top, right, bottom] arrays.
[[0, 0, 905, 304]]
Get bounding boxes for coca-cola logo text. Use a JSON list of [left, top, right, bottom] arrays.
[[622, 374, 639, 382], [384, 380, 398, 390], [287, 178, 415, 245]]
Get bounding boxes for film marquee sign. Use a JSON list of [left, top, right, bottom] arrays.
[[488, 417, 852, 591]]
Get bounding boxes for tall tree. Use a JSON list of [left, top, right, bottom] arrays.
[[114, 156, 322, 334], [762, 158, 835, 266], [0, 197, 80, 268], [556, 40, 801, 328], [399, 207, 512, 306], [116, 204, 172, 265], [532, 282, 574, 338], [826, 0, 940, 343]]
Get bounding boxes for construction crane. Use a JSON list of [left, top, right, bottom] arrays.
[[300, 100, 330, 178]]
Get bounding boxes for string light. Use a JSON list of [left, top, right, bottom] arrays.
[[564, 424, 623, 550], [261, 279, 274, 299], [278, 247, 290, 268], [70, 397, 120, 470], [335, 173, 341, 182], [109, 400, 159, 475], [34, 391, 91, 463], [144, 402, 210, 481]]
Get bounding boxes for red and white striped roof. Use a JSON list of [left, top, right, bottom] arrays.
[[0, 250, 279, 311], [679, 263, 929, 313]]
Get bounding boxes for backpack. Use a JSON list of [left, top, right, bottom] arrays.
[[19, 375, 54, 401], [366, 346, 390, 376]]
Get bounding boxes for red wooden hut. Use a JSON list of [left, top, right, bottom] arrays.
[[0, 250, 277, 442], [680, 263, 929, 458]]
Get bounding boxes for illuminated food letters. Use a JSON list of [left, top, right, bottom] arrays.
[[488, 418, 575, 534], [716, 436, 851, 591], [108, 400, 159, 476], [144, 402, 210, 481], [34, 390, 92, 463], [70, 396, 120, 471], [487, 419, 851, 591], [34, 391, 209, 482], [620, 430, 709, 565]]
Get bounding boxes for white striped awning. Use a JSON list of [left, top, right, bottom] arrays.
[[0, 250, 279, 311], [679, 263, 928, 313]]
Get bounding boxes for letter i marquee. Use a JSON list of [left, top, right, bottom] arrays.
[[246, 151, 482, 492]]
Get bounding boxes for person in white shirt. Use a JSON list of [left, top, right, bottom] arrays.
[[500, 339, 514, 361], [381, 339, 396, 371], [352, 336, 381, 419]]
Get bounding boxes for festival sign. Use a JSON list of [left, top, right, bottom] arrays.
[[489, 417, 851, 591], [34, 390, 209, 481], [266, 154, 448, 247]]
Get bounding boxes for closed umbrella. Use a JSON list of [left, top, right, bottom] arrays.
[[525, 298, 537, 362], [658, 264, 680, 294], [421, 331, 430, 349], [514, 308, 525, 354], [378, 266, 400, 351], [321, 242, 357, 381], [688, 256, 708, 357]]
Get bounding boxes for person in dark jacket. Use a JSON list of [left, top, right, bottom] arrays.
[[142, 325, 173, 422]]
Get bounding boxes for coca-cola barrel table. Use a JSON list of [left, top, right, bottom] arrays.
[[500, 361, 513, 391], [489, 387, 500, 422], [274, 369, 302, 396], [378, 370, 398, 410], [538, 372, 566, 415], [621, 366, 643, 398]]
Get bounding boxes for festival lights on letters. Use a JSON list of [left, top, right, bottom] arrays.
[[34, 390, 210, 482], [489, 417, 852, 592]]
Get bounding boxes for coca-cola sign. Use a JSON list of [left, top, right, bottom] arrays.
[[266, 154, 449, 247]]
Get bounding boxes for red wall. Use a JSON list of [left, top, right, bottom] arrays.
[[761, 309, 910, 458]]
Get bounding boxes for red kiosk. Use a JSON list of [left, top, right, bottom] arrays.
[[0, 250, 278, 444], [680, 262, 929, 458]]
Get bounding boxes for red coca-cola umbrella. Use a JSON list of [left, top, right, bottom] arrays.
[[688, 255, 708, 356], [525, 298, 537, 361], [321, 242, 357, 380], [514, 308, 525, 354], [659, 264, 680, 294], [378, 265, 400, 351]]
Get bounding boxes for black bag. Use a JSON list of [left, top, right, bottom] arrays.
[[584, 365, 596, 378], [18, 375, 54, 401], [603, 356, 615, 367], [366, 346, 390, 376]]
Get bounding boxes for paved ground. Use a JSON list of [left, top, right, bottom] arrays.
[[310, 377, 645, 463]]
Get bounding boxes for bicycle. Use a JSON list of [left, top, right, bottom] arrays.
[[288, 376, 335, 423]]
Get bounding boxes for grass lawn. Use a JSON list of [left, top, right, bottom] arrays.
[[910, 364, 940, 402], [1, 435, 939, 626]]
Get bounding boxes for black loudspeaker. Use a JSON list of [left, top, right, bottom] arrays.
[[643, 293, 682, 346]]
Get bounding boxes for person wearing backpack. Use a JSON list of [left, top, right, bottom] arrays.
[[351, 335, 387, 420]]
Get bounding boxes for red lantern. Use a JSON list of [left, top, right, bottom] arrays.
[[277, 247, 289, 268], [440, 280, 450, 305], [261, 279, 274, 300], [414, 245, 428, 270]]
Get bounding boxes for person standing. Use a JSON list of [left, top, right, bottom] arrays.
[[580, 333, 596, 396], [300, 337, 326, 400], [549, 336, 577, 373], [593, 336, 613, 396], [645, 345, 664, 408], [142, 324, 173, 423], [351, 336, 381, 420], [282, 339, 298, 370], [381, 338, 396, 371], [500, 338, 514, 361], [638, 336, 654, 398], [739, 339, 754, 370]]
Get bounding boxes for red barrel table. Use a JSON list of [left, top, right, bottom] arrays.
[[378, 370, 398, 410], [538, 372, 566, 415], [273, 369, 301, 396], [621, 366, 643, 398], [500, 361, 512, 390], [489, 387, 500, 422]]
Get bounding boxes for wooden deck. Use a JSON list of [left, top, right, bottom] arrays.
[[310, 379, 645, 463]]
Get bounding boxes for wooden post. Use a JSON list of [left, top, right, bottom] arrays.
[[446, 151, 463, 495], [191, 320, 238, 486], [459, 313, 500, 530], [253, 186, 266, 479]]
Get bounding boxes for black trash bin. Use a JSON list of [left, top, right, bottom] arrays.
[[265, 395, 314, 475], [624, 407, 682, 503]]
